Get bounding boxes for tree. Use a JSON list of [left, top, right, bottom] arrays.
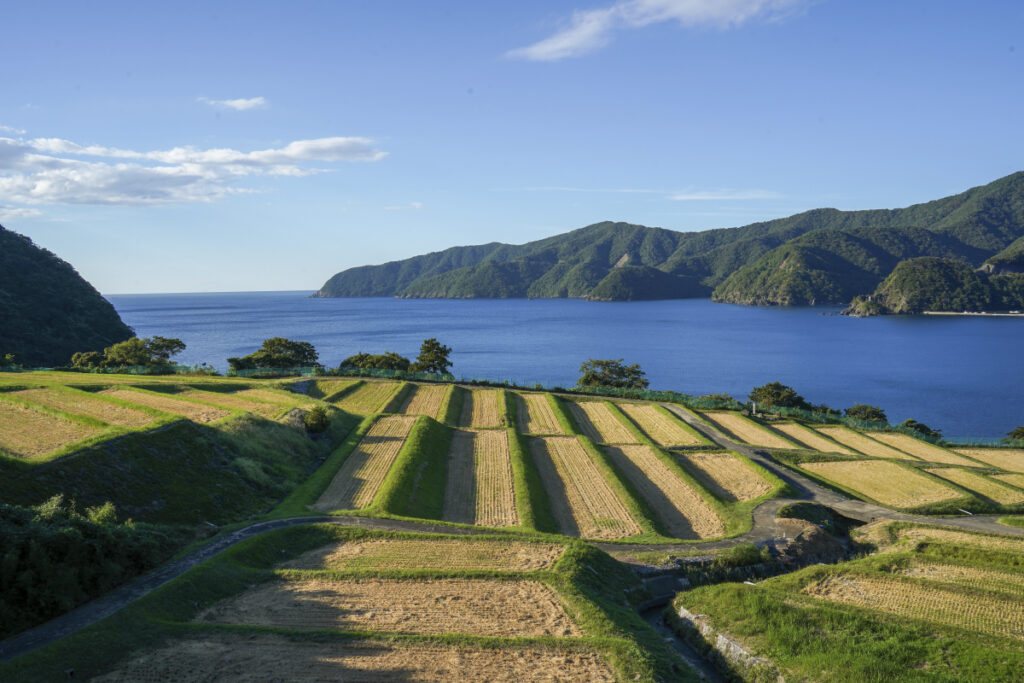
[[303, 405, 329, 433], [410, 338, 452, 374], [845, 404, 888, 423], [228, 337, 319, 370], [1007, 426, 1024, 441], [900, 418, 942, 439], [0, 353, 19, 368], [748, 382, 810, 410], [577, 359, 649, 389], [341, 351, 411, 371], [73, 336, 186, 368], [70, 351, 104, 369]]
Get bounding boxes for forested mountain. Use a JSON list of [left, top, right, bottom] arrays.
[[0, 225, 133, 366], [315, 171, 1024, 306]]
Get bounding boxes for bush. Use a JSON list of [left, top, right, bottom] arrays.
[[749, 382, 811, 410], [845, 403, 888, 423], [303, 405, 330, 433]]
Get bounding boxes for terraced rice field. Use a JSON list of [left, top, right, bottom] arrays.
[[993, 473, 1024, 490], [231, 388, 310, 406], [443, 429, 518, 527], [616, 403, 703, 447], [815, 427, 918, 460], [896, 560, 1024, 594], [567, 401, 637, 444], [96, 635, 615, 682], [197, 578, 581, 637], [953, 449, 1024, 473], [702, 412, 795, 449], [459, 388, 504, 428], [870, 433, 978, 465], [12, 387, 152, 427], [172, 389, 282, 418], [0, 400, 100, 458], [924, 468, 1024, 504], [802, 573, 1024, 641], [399, 384, 448, 418], [335, 382, 401, 414], [675, 451, 773, 502], [312, 415, 416, 511], [801, 460, 961, 508], [308, 379, 358, 400], [99, 389, 231, 423], [515, 393, 564, 435], [774, 422, 855, 454], [530, 436, 641, 539], [603, 445, 724, 539], [284, 539, 563, 572], [894, 526, 1024, 554]]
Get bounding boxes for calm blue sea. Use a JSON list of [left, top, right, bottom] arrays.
[[106, 292, 1024, 442]]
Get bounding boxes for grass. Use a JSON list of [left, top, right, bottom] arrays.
[[371, 416, 453, 519], [437, 384, 465, 425], [999, 516, 1024, 528], [506, 391, 555, 533]]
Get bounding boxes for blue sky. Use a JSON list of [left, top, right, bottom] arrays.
[[2, 0, 1022, 293]]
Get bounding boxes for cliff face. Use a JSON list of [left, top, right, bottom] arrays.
[[0, 225, 133, 366]]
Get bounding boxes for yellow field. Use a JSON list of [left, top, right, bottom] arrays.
[[870, 433, 977, 465], [335, 382, 401, 414], [567, 401, 637, 444], [616, 403, 702, 447], [308, 378, 358, 399], [702, 412, 796, 449], [96, 635, 615, 682], [603, 445, 724, 539], [530, 436, 641, 539], [399, 384, 448, 418], [992, 473, 1024, 490], [897, 560, 1024, 594], [99, 389, 231, 423], [924, 468, 1024, 504], [515, 393, 564, 435], [284, 538, 563, 572], [675, 451, 773, 502], [197, 578, 581, 638], [774, 422, 855, 454], [815, 426, 918, 460], [443, 429, 518, 527], [801, 460, 961, 508], [953, 448, 1024, 473], [312, 415, 416, 511], [172, 389, 282, 418], [231, 388, 311, 406], [803, 573, 1024, 641], [12, 387, 152, 427], [893, 526, 1024, 554], [459, 388, 504, 428], [0, 400, 100, 458]]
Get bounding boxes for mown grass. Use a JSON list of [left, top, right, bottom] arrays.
[[371, 416, 452, 519], [999, 515, 1024, 528]]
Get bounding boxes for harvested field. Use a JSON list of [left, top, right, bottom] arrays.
[[617, 403, 703, 447], [604, 445, 724, 539], [802, 573, 1024, 641], [515, 393, 564, 435], [172, 389, 282, 418], [336, 382, 401, 414], [232, 388, 310, 406], [530, 436, 641, 540], [870, 433, 977, 465], [953, 448, 1024, 473], [993, 473, 1024, 490], [925, 468, 1024, 504], [816, 427, 918, 460], [894, 526, 1024, 554], [0, 400, 100, 458], [312, 415, 416, 511], [99, 389, 230, 423], [897, 560, 1024, 594], [801, 460, 960, 508], [284, 538, 563, 572], [459, 388, 503, 428], [443, 429, 518, 527], [399, 384, 448, 418], [774, 422, 855, 454], [197, 578, 581, 638], [675, 451, 773, 502], [96, 635, 615, 683], [12, 387, 152, 427], [308, 379, 358, 399], [568, 401, 637, 444], [702, 412, 795, 449]]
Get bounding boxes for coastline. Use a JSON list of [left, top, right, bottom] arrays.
[[922, 311, 1024, 317]]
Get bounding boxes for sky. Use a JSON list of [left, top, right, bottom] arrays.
[[2, 0, 1022, 294]]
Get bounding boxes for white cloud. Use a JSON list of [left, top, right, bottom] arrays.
[[508, 0, 811, 61], [0, 124, 26, 135], [383, 201, 424, 211], [669, 188, 783, 200], [0, 134, 387, 206], [0, 205, 42, 221], [198, 96, 268, 111]]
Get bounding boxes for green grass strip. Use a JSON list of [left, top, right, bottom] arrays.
[[504, 390, 555, 532], [370, 415, 452, 519], [437, 384, 465, 426], [378, 381, 412, 413]]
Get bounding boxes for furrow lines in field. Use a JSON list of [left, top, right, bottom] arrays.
[[312, 415, 416, 510], [816, 427, 917, 460], [0, 400, 100, 458], [232, 388, 312, 407], [443, 429, 517, 527], [870, 433, 976, 465], [897, 560, 1024, 595], [774, 422, 855, 454], [992, 473, 1024, 490], [335, 382, 401, 414], [173, 389, 282, 417], [459, 388, 503, 428], [99, 389, 230, 423], [675, 451, 773, 502], [953, 449, 1024, 473], [894, 526, 1024, 553], [12, 387, 152, 427], [702, 411, 795, 449], [801, 460, 960, 508], [515, 393, 563, 435], [283, 538, 563, 571], [400, 384, 448, 418], [616, 403, 702, 447], [924, 468, 1024, 504], [568, 401, 637, 444]]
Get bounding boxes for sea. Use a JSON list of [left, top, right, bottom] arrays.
[[106, 291, 1024, 442]]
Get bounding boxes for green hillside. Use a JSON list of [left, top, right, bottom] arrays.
[[315, 171, 1024, 304], [0, 225, 133, 366], [983, 235, 1024, 274]]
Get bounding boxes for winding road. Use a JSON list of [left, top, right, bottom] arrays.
[[2, 405, 1021, 663]]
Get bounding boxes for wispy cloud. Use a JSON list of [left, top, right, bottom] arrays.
[[0, 124, 27, 135], [0, 133, 387, 207], [669, 188, 782, 201], [508, 0, 811, 61], [383, 201, 424, 211], [493, 186, 660, 193], [198, 96, 268, 111], [0, 205, 42, 221]]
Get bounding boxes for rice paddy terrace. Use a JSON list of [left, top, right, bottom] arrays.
[[2, 372, 1024, 680]]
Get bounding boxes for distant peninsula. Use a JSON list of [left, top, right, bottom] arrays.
[[314, 171, 1024, 313]]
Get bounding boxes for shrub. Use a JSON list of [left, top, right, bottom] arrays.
[[303, 405, 330, 433]]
